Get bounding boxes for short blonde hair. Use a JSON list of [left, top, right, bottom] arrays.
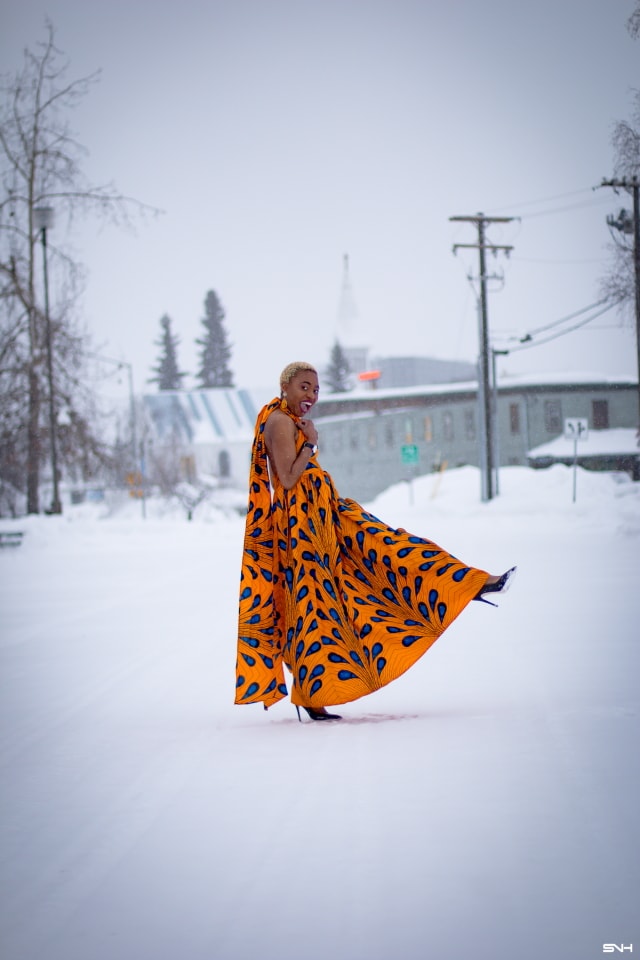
[[279, 361, 317, 392]]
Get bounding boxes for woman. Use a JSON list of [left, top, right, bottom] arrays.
[[235, 361, 515, 721]]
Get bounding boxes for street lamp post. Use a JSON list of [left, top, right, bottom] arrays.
[[34, 206, 62, 515], [87, 352, 145, 518]]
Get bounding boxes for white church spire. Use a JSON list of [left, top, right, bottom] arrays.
[[336, 253, 368, 375]]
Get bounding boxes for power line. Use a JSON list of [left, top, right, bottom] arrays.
[[485, 187, 612, 221], [515, 196, 613, 220], [502, 300, 623, 353], [513, 256, 607, 265], [487, 186, 595, 214], [519, 298, 610, 338]]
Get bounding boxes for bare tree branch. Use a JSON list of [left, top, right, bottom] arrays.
[[0, 20, 160, 514]]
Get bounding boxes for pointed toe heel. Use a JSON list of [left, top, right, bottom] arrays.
[[474, 565, 517, 606], [295, 705, 342, 722]]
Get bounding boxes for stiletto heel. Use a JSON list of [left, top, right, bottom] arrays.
[[474, 566, 517, 605], [295, 705, 342, 722]]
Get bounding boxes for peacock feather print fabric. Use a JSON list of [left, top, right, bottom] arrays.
[[235, 399, 489, 710]]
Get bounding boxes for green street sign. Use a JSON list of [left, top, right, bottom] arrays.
[[401, 443, 419, 465]]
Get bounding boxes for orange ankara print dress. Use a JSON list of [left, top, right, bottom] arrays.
[[235, 399, 489, 710]]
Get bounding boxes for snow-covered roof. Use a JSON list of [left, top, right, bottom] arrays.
[[144, 388, 271, 444], [315, 372, 636, 406], [529, 428, 640, 459], [494, 371, 636, 389]]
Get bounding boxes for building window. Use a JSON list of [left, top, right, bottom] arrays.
[[404, 418, 414, 443], [544, 399, 562, 434], [368, 425, 377, 449], [218, 450, 231, 478], [350, 426, 359, 451], [509, 403, 521, 435], [592, 399, 609, 429], [424, 415, 433, 442], [180, 455, 196, 482], [443, 411, 454, 441], [464, 410, 475, 441], [384, 421, 394, 447]]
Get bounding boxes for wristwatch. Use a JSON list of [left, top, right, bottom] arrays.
[[303, 441, 317, 454]]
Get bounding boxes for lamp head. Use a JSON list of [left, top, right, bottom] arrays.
[[34, 206, 55, 231]]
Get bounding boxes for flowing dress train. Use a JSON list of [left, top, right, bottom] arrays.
[[235, 399, 489, 710]]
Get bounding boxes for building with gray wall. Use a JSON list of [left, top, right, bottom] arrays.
[[140, 376, 638, 502], [314, 375, 638, 501], [370, 355, 476, 388]]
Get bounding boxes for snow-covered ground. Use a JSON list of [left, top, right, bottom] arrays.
[[1, 465, 639, 960]]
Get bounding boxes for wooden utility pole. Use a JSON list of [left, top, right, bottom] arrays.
[[450, 213, 514, 501], [600, 177, 640, 429]]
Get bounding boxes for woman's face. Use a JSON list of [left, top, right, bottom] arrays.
[[285, 370, 319, 418]]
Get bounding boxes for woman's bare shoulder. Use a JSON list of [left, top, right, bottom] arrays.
[[264, 408, 295, 437]]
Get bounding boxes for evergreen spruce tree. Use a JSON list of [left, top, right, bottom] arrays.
[[195, 290, 234, 388], [325, 340, 352, 393], [149, 315, 186, 391]]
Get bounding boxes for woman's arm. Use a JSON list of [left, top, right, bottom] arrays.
[[264, 411, 317, 490]]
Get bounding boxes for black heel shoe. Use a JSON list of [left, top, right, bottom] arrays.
[[295, 705, 342, 722], [474, 566, 517, 607]]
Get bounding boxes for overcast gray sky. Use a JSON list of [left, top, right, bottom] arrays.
[[2, 0, 639, 393]]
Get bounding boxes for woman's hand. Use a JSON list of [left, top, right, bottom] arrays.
[[299, 417, 318, 445]]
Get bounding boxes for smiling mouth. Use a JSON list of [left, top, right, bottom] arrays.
[[300, 401, 312, 414]]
